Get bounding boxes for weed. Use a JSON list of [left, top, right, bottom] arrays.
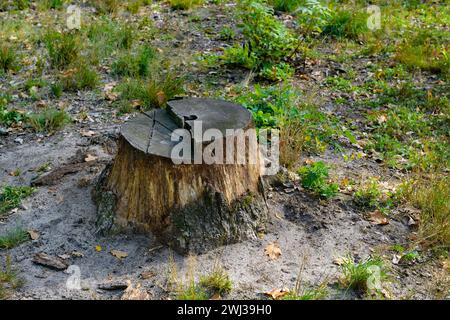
[[43, 31, 80, 70], [0, 44, 20, 74], [322, 8, 369, 40], [112, 45, 155, 78], [395, 29, 450, 75], [218, 0, 298, 80], [50, 82, 63, 98], [116, 70, 184, 110], [0, 256, 24, 300], [199, 264, 233, 296], [0, 106, 25, 127], [59, 63, 98, 91], [39, 0, 65, 10], [396, 176, 449, 248], [354, 178, 383, 209], [339, 256, 387, 295], [27, 107, 71, 133], [0, 228, 29, 250], [169, 0, 203, 10], [269, 0, 302, 13], [0, 186, 34, 216], [93, 0, 120, 14], [298, 161, 338, 198]]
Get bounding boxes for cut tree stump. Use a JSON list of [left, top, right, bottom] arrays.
[[93, 98, 268, 254]]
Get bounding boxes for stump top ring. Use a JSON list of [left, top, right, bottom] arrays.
[[120, 98, 253, 159]]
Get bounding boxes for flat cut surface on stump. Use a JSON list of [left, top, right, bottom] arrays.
[[94, 98, 268, 254]]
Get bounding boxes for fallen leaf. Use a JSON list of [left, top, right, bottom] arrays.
[[333, 256, 351, 266], [264, 242, 281, 260], [121, 282, 150, 300], [28, 230, 39, 240], [71, 251, 84, 258], [80, 130, 96, 137], [95, 245, 102, 252], [111, 250, 128, 259], [210, 293, 222, 300], [368, 210, 389, 225], [84, 154, 98, 162], [140, 271, 156, 280], [264, 288, 289, 300]]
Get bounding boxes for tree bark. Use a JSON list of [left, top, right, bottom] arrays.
[[93, 99, 268, 254]]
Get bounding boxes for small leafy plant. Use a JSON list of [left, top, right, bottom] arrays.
[[199, 265, 233, 296], [27, 108, 71, 133], [339, 256, 387, 295], [0, 228, 29, 250], [0, 44, 20, 75], [0, 186, 35, 216], [298, 161, 338, 198], [168, 0, 203, 10], [43, 31, 80, 70]]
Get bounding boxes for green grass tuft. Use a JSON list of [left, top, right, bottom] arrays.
[[0, 186, 34, 216], [0, 228, 29, 250]]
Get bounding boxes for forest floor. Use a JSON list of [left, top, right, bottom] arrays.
[[0, 1, 449, 300]]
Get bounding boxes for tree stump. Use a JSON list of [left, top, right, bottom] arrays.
[[93, 98, 268, 254]]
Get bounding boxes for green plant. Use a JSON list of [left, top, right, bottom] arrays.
[[259, 62, 294, 81], [0, 256, 24, 300], [50, 82, 63, 98], [39, 0, 65, 10], [354, 178, 382, 209], [177, 281, 209, 300], [112, 45, 155, 78], [298, 161, 338, 198], [93, 0, 120, 14], [322, 8, 369, 40], [199, 265, 233, 296], [339, 256, 387, 295], [296, 0, 331, 34], [219, 0, 298, 79], [0, 228, 29, 250], [269, 0, 302, 13], [396, 176, 449, 248], [218, 26, 235, 41], [168, 0, 203, 10], [395, 29, 450, 75], [0, 44, 20, 74], [0, 106, 25, 127], [59, 63, 98, 91], [283, 283, 328, 300], [27, 108, 71, 133], [43, 31, 80, 70], [0, 186, 34, 216], [116, 70, 184, 110]]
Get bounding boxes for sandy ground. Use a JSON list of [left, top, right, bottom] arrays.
[[0, 126, 440, 300]]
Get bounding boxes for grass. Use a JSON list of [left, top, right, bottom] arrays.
[[168, 0, 203, 10], [112, 45, 156, 78], [0, 106, 25, 127], [395, 29, 450, 75], [59, 62, 99, 91], [92, 0, 120, 14], [199, 265, 233, 296], [0, 256, 24, 300], [397, 176, 449, 248], [322, 8, 369, 40], [0, 44, 20, 74], [298, 161, 338, 199], [0, 228, 29, 250], [339, 256, 387, 295], [116, 71, 184, 110], [27, 108, 71, 133], [43, 31, 80, 70], [0, 186, 34, 216], [269, 0, 302, 13], [353, 178, 383, 209]]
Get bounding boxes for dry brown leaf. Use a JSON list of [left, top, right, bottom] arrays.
[[111, 250, 128, 259], [333, 256, 351, 266], [71, 251, 84, 258], [121, 282, 150, 300], [368, 210, 389, 225], [264, 288, 289, 300], [28, 230, 39, 240], [264, 242, 281, 260], [84, 154, 98, 162], [80, 130, 96, 137]]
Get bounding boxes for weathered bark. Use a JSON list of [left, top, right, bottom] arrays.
[[93, 98, 268, 254]]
